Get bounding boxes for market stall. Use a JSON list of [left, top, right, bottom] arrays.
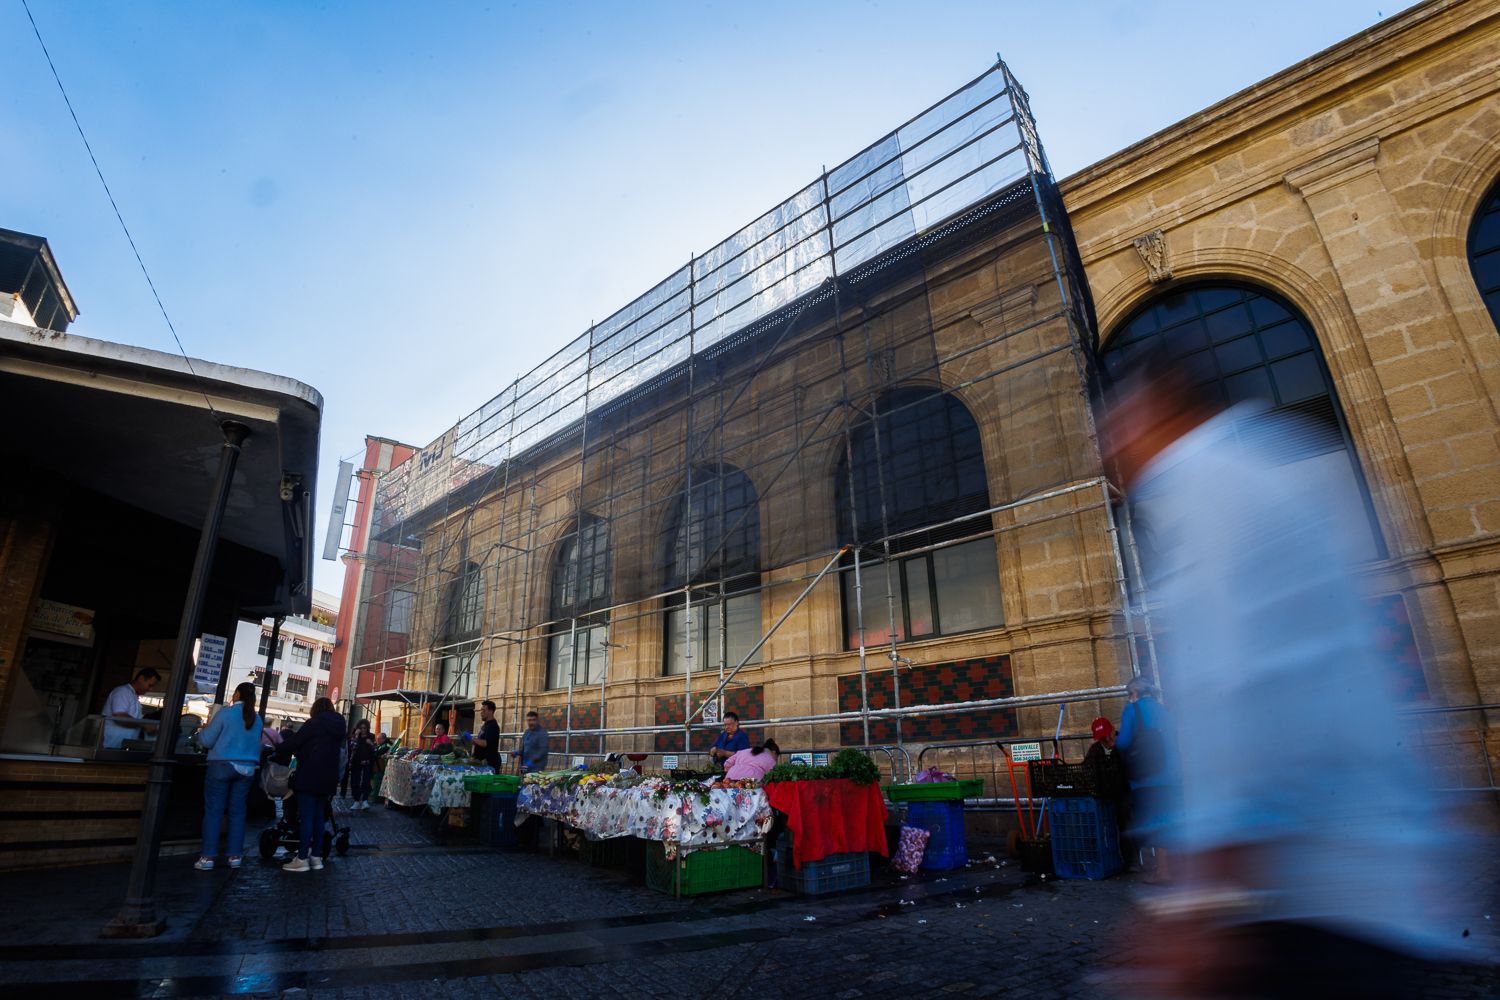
[[383, 753, 493, 812], [516, 773, 772, 856]]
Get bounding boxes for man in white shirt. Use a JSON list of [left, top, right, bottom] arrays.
[[102, 668, 161, 749], [1098, 345, 1480, 997]]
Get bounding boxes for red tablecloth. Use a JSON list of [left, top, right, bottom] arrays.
[[764, 778, 888, 869]]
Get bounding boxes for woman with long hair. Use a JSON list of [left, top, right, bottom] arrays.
[[196, 682, 265, 870], [724, 738, 780, 781], [274, 697, 347, 871]]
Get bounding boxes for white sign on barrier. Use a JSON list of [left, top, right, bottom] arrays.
[[812, 753, 829, 766], [571, 756, 585, 768], [789, 753, 812, 766], [663, 755, 679, 770], [1009, 741, 1043, 762]]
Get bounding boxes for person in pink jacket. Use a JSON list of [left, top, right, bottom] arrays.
[[724, 739, 780, 781]]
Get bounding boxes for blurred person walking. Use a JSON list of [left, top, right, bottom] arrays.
[[1098, 346, 1480, 997]]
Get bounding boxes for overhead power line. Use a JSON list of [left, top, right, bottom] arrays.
[[20, 0, 221, 422]]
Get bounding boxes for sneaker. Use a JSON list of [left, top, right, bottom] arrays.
[[227, 856, 242, 869], [309, 856, 324, 871], [357, 801, 369, 811], [282, 857, 311, 873], [193, 857, 214, 871]]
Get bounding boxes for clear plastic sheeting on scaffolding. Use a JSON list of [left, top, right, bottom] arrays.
[[346, 58, 1141, 757]]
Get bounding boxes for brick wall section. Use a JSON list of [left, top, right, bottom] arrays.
[[0, 515, 52, 727]]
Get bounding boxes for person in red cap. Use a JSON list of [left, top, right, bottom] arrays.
[[1083, 715, 1131, 861]]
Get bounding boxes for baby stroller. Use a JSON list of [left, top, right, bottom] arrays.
[[257, 792, 350, 861], [257, 756, 350, 861]]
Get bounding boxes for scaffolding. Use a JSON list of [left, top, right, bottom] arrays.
[[346, 59, 1152, 757]]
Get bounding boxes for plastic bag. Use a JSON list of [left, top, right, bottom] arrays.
[[260, 761, 292, 799], [891, 824, 931, 873]]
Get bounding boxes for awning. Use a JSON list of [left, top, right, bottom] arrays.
[[354, 689, 447, 704], [0, 323, 322, 615]]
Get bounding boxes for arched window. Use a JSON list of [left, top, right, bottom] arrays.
[[1469, 175, 1500, 332], [1100, 282, 1383, 561], [547, 517, 610, 689], [834, 388, 1002, 647], [664, 465, 761, 675], [437, 561, 483, 699]]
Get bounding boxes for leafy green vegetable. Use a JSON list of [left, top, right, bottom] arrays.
[[764, 748, 881, 786]]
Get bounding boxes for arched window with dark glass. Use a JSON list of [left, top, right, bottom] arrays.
[[547, 516, 610, 689], [663, 464, 761, 675], [437, 560, 483, 699], [1099, 282, 1383, 561], [1470, 175, 1500, 332], [835, 388, 1003, 647]]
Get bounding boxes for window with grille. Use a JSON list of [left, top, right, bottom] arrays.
[[1098, 282, 1383, 562], [442, 563, 486, 640], [547, 517, 610, 689], [257, 633, 283, 658], [388, 589, 414, 635], [319, 649, 332, 672], [251, 670, 280, 693], [285, 677, 310, 698], [1470, 176, 1500, 334], [834, 388, 1002, 648], [664, 465, 762, 675], [289, 643, 313, 667]]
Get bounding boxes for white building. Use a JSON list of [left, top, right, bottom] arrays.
[[226, 589, 340, 728]]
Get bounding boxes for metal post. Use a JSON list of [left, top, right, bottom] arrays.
[[211, 621, 239, 705], [258, 615, 284, 718], [105, 420, 250, 938]]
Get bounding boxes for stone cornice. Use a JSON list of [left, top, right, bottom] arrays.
[[1060, 0, 1499, 215], [1284, 137, 1383, 198], [1069, 61, 1498, 263]]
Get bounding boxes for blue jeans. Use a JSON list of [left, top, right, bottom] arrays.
[[296, 791, 326, 860], [202, 760, 254, 858]]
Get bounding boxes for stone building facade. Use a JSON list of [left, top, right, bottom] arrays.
[[361, 0, 1498, 781], [1064, 0, 1500, 718]]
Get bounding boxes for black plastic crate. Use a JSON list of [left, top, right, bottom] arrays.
[[1018, 836, 1054, 875], [579, 835, 631, 867], [1027, 757, 1120, 798]]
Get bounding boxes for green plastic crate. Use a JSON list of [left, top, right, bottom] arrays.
[[883, 779, 983, 802], [462, 773, 521, 794], [644, 843, 764, 895]]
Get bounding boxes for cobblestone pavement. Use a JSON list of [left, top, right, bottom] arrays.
[[0, 801, 1494, 999]]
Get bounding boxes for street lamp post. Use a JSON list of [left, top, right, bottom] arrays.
[[103, 421, 250, 938]]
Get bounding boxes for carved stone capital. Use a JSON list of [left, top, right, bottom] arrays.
[[1132, 229, 1172, 283], [1284, 137, 1381, 199]]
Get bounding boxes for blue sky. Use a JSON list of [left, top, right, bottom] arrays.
[[3, 0, 1408, 597]]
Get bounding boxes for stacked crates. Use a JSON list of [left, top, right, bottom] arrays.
[[904, 799, 967, 871], [644, 843, 763, 895], [1047, 798, 1122, 880], [772, 832, 871, 895]]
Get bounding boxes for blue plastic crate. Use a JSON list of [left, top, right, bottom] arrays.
[[1047, 797, 1122, 880], [485, 792, 519, 849], [905, 799, 967, 871], [773, 834, 871, 895]]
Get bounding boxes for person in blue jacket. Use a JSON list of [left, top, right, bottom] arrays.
[[1115, 675, 1179, 881], [274, 697, 347, 872], [195, 682, 265, 871]]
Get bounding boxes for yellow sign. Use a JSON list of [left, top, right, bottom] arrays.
[[30, 599, 96, 645]]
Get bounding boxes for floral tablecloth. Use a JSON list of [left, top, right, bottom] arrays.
[[517, 784, 772, 856], [383, 758, 492, 810]]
